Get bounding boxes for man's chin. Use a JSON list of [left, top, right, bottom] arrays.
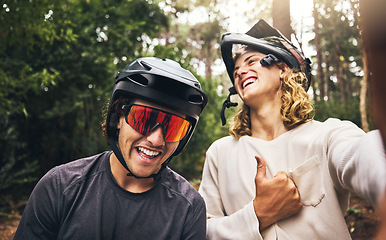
[[130, 167, 161, 178]]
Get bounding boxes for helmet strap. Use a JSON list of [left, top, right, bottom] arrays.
[[278, 39, 306, 65], [221, 86, 238, 126]]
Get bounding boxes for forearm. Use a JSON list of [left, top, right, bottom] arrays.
[[254, 205, 282, 231], [206, 202, 262, 240]]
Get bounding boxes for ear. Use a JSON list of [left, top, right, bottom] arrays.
[[117, 116, 124, 130], [279, 64, 290, 78]]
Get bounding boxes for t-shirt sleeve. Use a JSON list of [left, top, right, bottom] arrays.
[[14, 167, 61, 239]]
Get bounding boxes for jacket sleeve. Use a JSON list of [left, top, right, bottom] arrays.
[[199, 144, 263, 240], [327, 119, 386, 207], [13, 167, 61, 240]]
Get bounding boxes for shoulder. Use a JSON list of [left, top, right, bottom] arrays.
[[318, 118, 365, 138], [203, 136, 242, 167], [40, 151, 111, 191], [207, 135, 239, 152], [294, 118, 363, 135], [161, 168, 204, 208], [212, 135, 238, 145], [311, 118, 362, 131]]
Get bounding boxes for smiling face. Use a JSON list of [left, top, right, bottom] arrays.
[[115, 99, 180, 178], [233, 50, 285, 107]]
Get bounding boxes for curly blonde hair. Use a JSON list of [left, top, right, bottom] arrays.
[[229, 62, 314, 138]]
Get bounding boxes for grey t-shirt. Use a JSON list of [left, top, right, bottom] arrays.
[[14, 151, 206, 240]]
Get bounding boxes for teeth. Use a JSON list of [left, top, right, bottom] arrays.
[[243, 79, 255, 88], [138, 147, 160, 157]]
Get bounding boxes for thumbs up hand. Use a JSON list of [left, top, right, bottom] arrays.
[[253, 156, 302, 231]]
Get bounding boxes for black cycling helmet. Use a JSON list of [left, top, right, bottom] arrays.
[[106, 57, 208, 180], [220, 19, 312, 125]]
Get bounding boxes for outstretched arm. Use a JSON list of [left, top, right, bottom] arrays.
[[327, 125, 385, 207]]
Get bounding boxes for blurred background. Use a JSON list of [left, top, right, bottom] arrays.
[[0, 0, 382, 238]]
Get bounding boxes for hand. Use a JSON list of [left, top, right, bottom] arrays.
[[253, 156, 302, 231]]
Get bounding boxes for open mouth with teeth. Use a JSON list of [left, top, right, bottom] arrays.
[[242, 78, 257, 89], [137, 147, 161, 158]]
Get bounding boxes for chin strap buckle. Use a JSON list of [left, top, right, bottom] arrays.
[[220, 86, 238, 126]]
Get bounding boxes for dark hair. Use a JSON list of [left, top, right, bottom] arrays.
[[102, 95, 130, 140]]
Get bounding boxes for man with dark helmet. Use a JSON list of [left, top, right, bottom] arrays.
[[199, 19, 385, 239], [14, 57, 208, 239]]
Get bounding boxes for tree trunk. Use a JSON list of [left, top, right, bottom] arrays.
[[313, 2, 325, 101], [345, 61, 353, 103], [333, 29, 345, 105], [325, 58, 330, 100], [360, 1, 386, 237], [360, 50, 369, 132], [359, 0, 386, 144], [204, 35, 213, 79], [272, 0, 292, 39]]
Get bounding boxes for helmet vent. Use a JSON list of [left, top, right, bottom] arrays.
[[128, 74, 148, 86], [188, 94, 204, 104]]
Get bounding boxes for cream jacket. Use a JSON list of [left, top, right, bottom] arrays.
[[199, 118, 385, 240]]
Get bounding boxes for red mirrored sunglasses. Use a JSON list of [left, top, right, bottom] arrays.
[[122, 104, 191, 143]]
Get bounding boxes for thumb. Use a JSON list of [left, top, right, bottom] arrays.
[[255, 156, 267, 181]]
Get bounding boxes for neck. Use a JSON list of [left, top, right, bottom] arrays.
[[249, 101, 288, 141], [109, 154, 156, 193]]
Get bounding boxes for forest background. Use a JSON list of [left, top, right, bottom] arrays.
[[0, 0, 383, 238]]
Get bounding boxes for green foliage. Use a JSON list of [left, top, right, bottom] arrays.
[[314, 97, 375, 130], [170, 75, 229, 180], [311, 0, 363, 103], [314, 97, 362, 127], [347, 206, 362, 218], [0, 116, 39, 209], [0, 0, 169, 209]]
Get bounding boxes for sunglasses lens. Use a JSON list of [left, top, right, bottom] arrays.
[[126, 105, 190, 142], [164, 115, 190, 142]]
